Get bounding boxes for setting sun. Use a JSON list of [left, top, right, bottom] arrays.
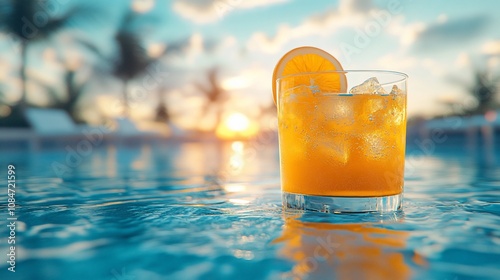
[[226, 112, 250, 132], [216, 112, 259, 139]]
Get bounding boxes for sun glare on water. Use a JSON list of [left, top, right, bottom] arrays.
[[216, 112, 259, 139]]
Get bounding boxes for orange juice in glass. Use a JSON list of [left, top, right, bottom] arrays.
[[273, 47, 407, 213]]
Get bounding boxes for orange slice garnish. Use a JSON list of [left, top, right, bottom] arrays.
[[272, 46, 347, 104]]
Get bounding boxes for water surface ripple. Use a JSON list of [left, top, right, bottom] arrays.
[[0, 142, 499, 279]]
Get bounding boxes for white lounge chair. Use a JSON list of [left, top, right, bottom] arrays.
[[25, 108, 79, 135]]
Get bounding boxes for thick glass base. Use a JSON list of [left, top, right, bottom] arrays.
[[282, 192, 402, 213]]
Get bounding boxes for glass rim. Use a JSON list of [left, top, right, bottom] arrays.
[[277, 70, 408, 84]]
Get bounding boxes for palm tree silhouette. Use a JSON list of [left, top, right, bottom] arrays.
[[62, 68, 84, 121], [113, 13, 158, 117], [0, 0, 96, 113], [450, 68, 499, 115], [196, 68, 228, 132], [154, 84, 171, 123], [33, 11, 164, 122], [467, 70, 498, 114], [29, 37, 110, 122]]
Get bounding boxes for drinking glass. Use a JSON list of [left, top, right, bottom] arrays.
[[277, 70, 408, 213]]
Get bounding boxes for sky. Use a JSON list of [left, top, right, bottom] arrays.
[[162, 0, 500, 116], [1, 0, 500, 129]]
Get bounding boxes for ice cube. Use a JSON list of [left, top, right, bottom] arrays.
[[316, 95, 355, 125], [316, 134, 349, 165], [363, 132, 387, 159], [389, 85, 403, 95], [374, 87, 387, 95], [326, 141, 349, 164], [349, 77, 387, 94]]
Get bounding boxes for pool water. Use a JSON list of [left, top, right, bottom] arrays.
[[0, 140, 499, 280]]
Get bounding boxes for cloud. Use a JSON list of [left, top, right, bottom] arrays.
[[132, 0, 156, 13], [164, 33, 217, 62], [481, 40, 500, 55], [161, 33, 248, 96], [421, 58, 446, 76], [338, 0, 375, 15], [377, 52, 416, 70], [247, 0, 379, 54], [247, 24, 295, 54], [236, 0, 288, 9], [454, 52, 470, 68], [247, 0, 410, 55], [488, 57, 500, 69], [407, 15, 489, 52], [172, 0, 288, 24], [394, 22, 426, 47], [172, 0, 217, 23]]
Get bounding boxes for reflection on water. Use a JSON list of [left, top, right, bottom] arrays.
[[17, 140, 279, 185], [274, 214, 424, 280]]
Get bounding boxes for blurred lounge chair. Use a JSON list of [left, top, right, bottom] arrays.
[[112, 117, 164, 144], [114, 117, 141, 136], [0, 109, 174, 150], [421, 111, 499, 148], [26, 108, 79, 136], [24, 108, 110, 149]]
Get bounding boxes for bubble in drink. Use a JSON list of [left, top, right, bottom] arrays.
[[349, 77, 387, 95]]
